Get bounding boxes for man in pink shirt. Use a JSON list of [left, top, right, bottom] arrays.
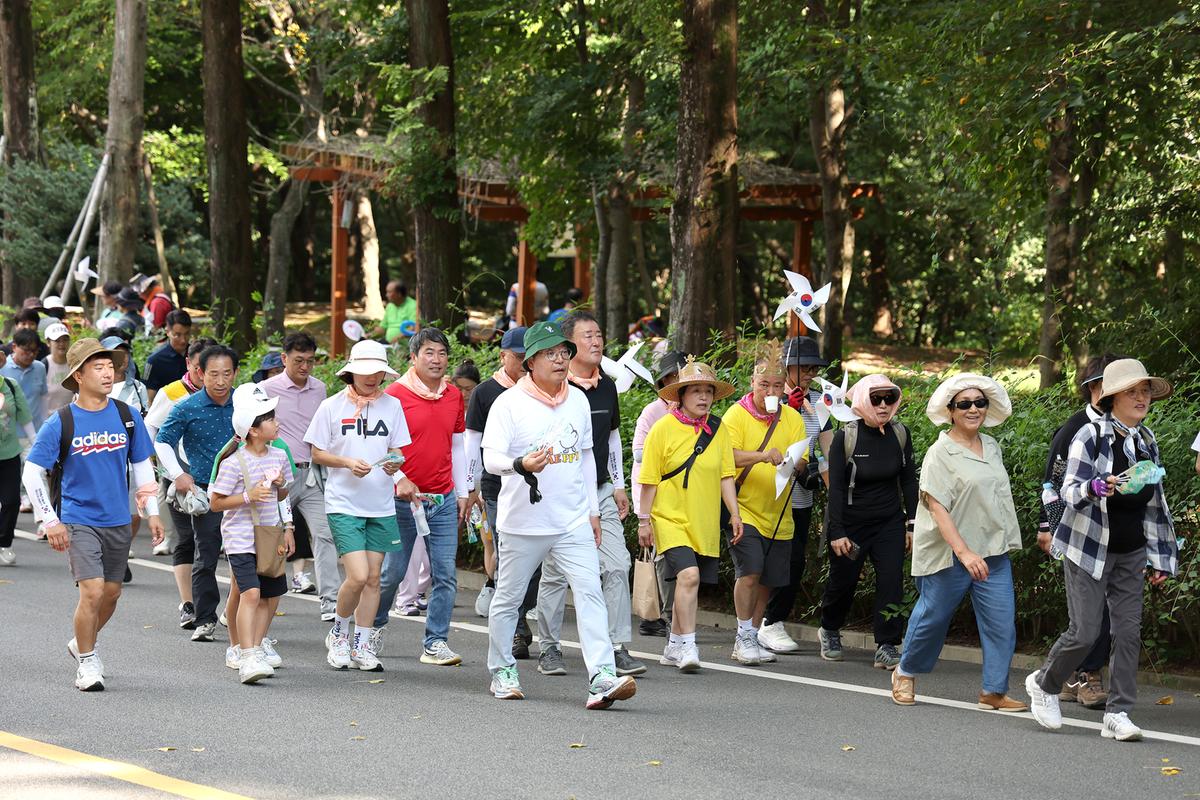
[[259, 332, 340, 622]]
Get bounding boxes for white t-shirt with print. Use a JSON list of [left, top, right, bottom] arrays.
[[304, 389, 412, 518], [482, 386, 593, 536]]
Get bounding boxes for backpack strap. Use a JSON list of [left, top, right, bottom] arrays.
[[734, 410, 781, 491], [841, 420, 908, 507], [112, 399, 136, 464], [660, 417, 722, 489]]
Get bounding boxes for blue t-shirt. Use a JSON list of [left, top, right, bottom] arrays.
[[27, 401, 155, 527]]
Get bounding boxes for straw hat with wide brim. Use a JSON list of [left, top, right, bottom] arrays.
[[658, 358, 735, 404], [336, 340, 399, 378], [926, 372, 1012, 427], [1098, 358, 1172, 401], [62, 338, 128, 392]]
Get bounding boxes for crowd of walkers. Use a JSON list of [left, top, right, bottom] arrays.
[[4, 294, 1195, 733]]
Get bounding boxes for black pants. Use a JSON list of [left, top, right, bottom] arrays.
[[1077, 604, 1112, 673], [0, 455, 19, 547], [763, 506, 813, 626], [819, 514, 906, 646], [170, 506, 223, 625]]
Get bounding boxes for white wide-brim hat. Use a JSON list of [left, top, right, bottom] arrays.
[[926, 372, 1012, 427], [232, 383, 280, 438], [336, 340, 398, 378]]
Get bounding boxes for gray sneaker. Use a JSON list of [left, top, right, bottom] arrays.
[[538, 645, 567, 675], [818, 628, 843, 661], [586, 666, 637, 710], [191, 622, 216, 642], [613, 645, 647, 676], [874, 643, 901, 670]]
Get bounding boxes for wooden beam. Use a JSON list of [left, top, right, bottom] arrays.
[[789, 218, 814, 338], [290, 166, 341, 182], [739, 207, 822, 221], [573, 227, 590, 299], [465, 204, 530, 222], [331, 185, 349, 357], [516, 230, 538, 326]]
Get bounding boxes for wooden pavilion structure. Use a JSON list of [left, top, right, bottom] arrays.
[[284, 136, 877, 355]]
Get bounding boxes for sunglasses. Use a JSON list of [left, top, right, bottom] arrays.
[[950, 397, 990, 411], [868, 390, 901, 406]]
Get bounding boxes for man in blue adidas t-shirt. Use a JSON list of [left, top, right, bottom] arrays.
[[23, 339, 163, 692]]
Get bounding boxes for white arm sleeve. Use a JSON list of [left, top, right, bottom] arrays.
[[279, 496, 294, 526], [484, 447, 517, 477], [132, 458, 160, 517], [451, 432, 469, 498], [464, 429, 483, 491], [607, 428, 625, 488], [153, 441, 185, 480], [21, 461, 56, 525], [582, 449, 599, 516]]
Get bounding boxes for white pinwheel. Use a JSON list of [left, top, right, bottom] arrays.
[[773, 270, 832, 332], [74, 256, 99, 286], [600, 341, 655, 394], [816, 374, 857, 424], [774, 439, 810, 498]]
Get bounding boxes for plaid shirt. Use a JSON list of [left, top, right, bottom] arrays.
[[1051, 414, 1177, 580]]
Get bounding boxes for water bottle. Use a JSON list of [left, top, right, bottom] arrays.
[[411, 501, 431, 537], [1041, 482, 1060, 506], [467, 504, 482, 544]]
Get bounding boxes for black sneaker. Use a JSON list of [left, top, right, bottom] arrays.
[[178, 602, 197, 630], [512, 633, 532, 660], [639, 618, 669, 637], [614, 645, 647, 676], [123, 565, 133, 584], [538, 645, 567, 675]]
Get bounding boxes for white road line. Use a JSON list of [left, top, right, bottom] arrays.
[[18, 529, 1200, 748]]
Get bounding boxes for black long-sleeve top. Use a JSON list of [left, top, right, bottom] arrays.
[[1038, 405, 1102, 528], [826, 422, 918, 539]]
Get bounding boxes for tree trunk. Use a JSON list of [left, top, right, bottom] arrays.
[[262, 178, 308, 339], [1038, 104, 1075, 389], [606, 185, 631, 341], [865, 226, 892, 336], [0, 0, 39, 309], [633, 221, 657, 314], [357, 192, 384, 319], [809, 80, 854, 362], [96, 0, 146, 300], [406, 0, 463, 331], [591, 187, 610, 327], [201, 0, 254, 350], [668, 0, 738, 357]]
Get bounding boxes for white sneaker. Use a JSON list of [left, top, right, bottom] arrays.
[[525, 607, 539, 623], [291, 571, 316, 594], [67, 638, 104, 677], [757, 621, 800, 653], [755, 641, 778, 663], [0, 546, 16, 566], [659, 642, 682, 667], [1101, 712, 1143, 742], [326, 631, 351, 670], [260, 637, 282, 669], [218, 608, 228, 627], [421, 640, 463, 666], [320, 611, 336, 623], [351, 645, 383, 672], [475, 585, 495, 618], [368, 627, 384, 658], [74, 656, 104, 691], [1025, 671, 1063, 730], [225, 645, 241, 669], [677, 643, 702, 674], [731, 631, 762, 665], [239, 649, 273, 684], [152, 540, 172, 556]]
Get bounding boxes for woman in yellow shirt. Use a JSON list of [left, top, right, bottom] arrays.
[[637, 359, 742, 673]]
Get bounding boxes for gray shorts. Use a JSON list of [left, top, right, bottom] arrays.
[[67, 524, 133, 583], [728, 524, 792, 587]]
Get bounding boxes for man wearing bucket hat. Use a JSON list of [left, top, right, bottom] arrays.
[[1026, 358, 1178, 742], [22, 338, 164, 691], [305, 339, 415, 671], [481, 321, 636, 709]]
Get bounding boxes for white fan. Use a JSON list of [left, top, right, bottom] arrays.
[[775, 439, 810, 498], [342, 319, 365, 342], [600, 341, 655, 394]]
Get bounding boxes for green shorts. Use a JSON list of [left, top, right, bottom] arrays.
[[328, 513, 403, 555]]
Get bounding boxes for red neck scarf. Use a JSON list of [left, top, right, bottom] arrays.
[[738, 392, 775, 422], [671, 408, 712, 435], [518, 374, 569, 408]]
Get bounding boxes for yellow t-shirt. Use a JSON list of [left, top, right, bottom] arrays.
[[722, 402, 808, 541], [639, 414, 735, 557]]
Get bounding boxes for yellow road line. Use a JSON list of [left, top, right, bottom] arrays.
[[0, 731, 254, 800]]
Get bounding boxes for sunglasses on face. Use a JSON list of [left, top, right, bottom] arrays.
[[868, 390, 901, 406], [950, 397, 990, 411]]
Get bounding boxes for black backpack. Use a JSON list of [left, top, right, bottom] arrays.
[[48, 400, 137, 514]]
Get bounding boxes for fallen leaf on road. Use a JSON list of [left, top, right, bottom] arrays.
[[368, 679, 384, 684], [349, 721, 359, 727], [191, 747, 205, 753], [350, 736, 366, 741], [841, 745, 856, 752], [411, 715, 422, 720], [1164, 758, 1171, 763], [143, 625, 154, 629], [275, 611, 285, 617], [569, 743, 586, 749], [0, 579, 13, 585], [155, 747, 176, 752], [646, 760, 662, 767], [1162, 767, 1182, 776], [1156, 695, 1174, 705]]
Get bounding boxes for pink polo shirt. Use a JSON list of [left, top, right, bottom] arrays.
[[631, 398, 673, 514], [260, 371, 326, 462]]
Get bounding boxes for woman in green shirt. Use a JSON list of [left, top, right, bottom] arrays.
[[890, 373, 1026, 713], [0, 374, 36, 565]]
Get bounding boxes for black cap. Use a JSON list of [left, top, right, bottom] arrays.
[[116, 286, 144, 310], [783, 336, 828, 367], [655, 350, 689, 388]]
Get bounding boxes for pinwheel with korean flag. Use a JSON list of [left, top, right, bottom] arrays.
[[773, 270, 832, 332]]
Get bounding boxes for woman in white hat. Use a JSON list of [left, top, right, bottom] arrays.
[[1026, 359, 1177, 742], [890, 373, 1026, 712], [637, 358, 741, 672], [303, 340, 417, 672]]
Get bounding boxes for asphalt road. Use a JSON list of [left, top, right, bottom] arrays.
[[2, 522, 1198, 800]]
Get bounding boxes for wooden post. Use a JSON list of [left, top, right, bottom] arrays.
[[573, 228, 591, 300], [331, 183, 349, 357], [789, 218, 814, 338], [516, 229, 538, 326]]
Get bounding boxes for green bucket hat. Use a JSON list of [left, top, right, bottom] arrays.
[[522, 321, 577, 368]]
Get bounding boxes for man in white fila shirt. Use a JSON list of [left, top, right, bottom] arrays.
[[481, 321, 636, 710]]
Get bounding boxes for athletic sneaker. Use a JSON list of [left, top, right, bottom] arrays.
[[586, 666, 637, 710], [415, 593, 428, 612], [352, 644, 383, 672], [512, 633, 532, 660], [754, 642, 778, 663], [474, 585, 495, 618], [123, 565, 132, 583], [757, 621, 800, 653], [639, 618, 669, 637], [291, 572, 316, 594], [659, 643, 682, 668], [260, 637, 282, 669], [614, 645, 647, 676], [677, 643, 702, 673], [239, 648, 273, 684], [320, 611, 336, 623], [1101, 712, 1143, 742], [874, 644, 901, 670], [152, 540, 172, 556], [0, 546, 16, 566], [178, 602, 197, 630], [74, 656, 104, 692], [490, 665, 524, 700], [731, 631, 762, 665], [1025, 671, 1063, 730], [1061, 671, 1108, 709], [818, 628, 843, 661], [421, 640, 462, 666], [191, 622, 216, 642], [218, 608, 228, 627], [398, 603, 421, 617], [368, 627, 384, 658], [225, 645, 242, 670], [67, 638, 104, 677], [326, 631, 352, 670], [538, 645, 568, 675]]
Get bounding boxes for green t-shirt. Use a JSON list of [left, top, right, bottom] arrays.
[[383, 298, 417, 342], [208, 437, 297, 485], [0, 377, 32, 460]]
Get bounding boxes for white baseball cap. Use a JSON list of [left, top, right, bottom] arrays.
[[44, 322, 70, 342], [232, 383, 279, 438], [43, 295, 65, 311]]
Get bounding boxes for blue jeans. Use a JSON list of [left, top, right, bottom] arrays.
[[375, 496, 459, 648], [898, 554, 1016, 695]]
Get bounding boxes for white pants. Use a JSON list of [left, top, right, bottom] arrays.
[[537, 484, 632, 650], [487, 521, 615, 679]]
